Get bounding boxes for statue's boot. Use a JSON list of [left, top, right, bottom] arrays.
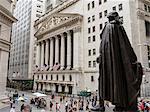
[[90, 105, 105, 112]]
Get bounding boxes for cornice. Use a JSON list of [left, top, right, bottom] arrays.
[[0, 4, 17, 23], [34, 70, 82, 74], [137, 9, 150, 20], [0, 38, 11, 52], [139, 0, 150, 5], [35, 80, 74, 85], [34, 0, 80, 26]]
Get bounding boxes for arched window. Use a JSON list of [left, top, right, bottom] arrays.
[[62, 75, 65, 81], [69, 75, 72, 81]]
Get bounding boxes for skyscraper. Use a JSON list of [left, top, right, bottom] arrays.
[[8, 0, 45, 81]]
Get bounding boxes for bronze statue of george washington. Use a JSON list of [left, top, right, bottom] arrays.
[[97, 12, 143, 112]]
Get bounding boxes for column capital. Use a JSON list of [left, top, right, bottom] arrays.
[[40, 40, 44, 44], [73, 26, 81, 33], [49, 37, 54, 40], [45, 39, 49, 42], [59, 33, 65, 37]]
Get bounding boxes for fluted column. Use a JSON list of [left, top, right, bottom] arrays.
[[45, 40, 49, 66], [50, 38, 54, 69], [55, 36, 59, 64], [36, 43, 40, 67], [66, 31, 72, 69], [41, 41, 44, 67], [60, 34, 65, 70]]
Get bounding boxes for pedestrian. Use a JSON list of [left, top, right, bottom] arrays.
[[86, 100, 89, 110], [20, 104, 24, 112], [56, 102, 60, 112], [50, 101, 53, 111], [10, 98, 13, 108], [41, 108, 46, 112], [10, 106, 16, 112], [65, 101, 68, 112]]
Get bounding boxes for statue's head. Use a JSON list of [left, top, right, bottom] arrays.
[[107, 12, 120, 22]]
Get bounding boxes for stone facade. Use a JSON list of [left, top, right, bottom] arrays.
[[34, 0, 150, 95], [0, 0, 16, 99]]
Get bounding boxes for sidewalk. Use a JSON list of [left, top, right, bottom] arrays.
[[0, 102, 9, 110]]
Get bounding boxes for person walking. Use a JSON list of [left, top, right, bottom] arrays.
[[65, 101, 68, 112], [50, 101, 53, 111], [20, 104, 24, 112], [10, 106, 16, 112]]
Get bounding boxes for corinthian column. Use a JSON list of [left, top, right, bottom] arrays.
[[50, 38, 54, 69], [36, 43, 40, 67], [60, 34, 65, 70], [55, 36, 59, 64], [45, 40, 49, 66], [66, 31, 71, 69], [41, 41, 44, 67]]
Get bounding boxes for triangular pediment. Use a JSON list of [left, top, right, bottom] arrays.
[[35, 13, 82, 37]]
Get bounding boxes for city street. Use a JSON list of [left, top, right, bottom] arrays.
[[0, 90, 114, 112]]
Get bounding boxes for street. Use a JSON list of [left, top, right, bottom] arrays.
[[0, 91, 114, 112]]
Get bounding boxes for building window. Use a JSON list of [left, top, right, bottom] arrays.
[[88, 17, 91, 23], [51, 75, 53, 80], [144, 4, 147, 11], [148, 6, 150, 12], [119, 4, 123, 11], [88, 28, 91, 34], [88, 50, 91, 56], [88, 3, 90, 10], [37, 75, 39, 79], [92, 26, 95, 32], [88, 61, 91, 67], [91, 76, 94, 82], [93, 35, 96, 42], [93, 61, 96, 67], [104, 0, 107, 3], [69, 75, 72, 81], [99, 12, 102, 19], [145, 21, 150, 37], [88, 37, 91, 43], [93, 49, 96, 55], [104, 10, 107, 16], [113, 6, 116, 11], [92, 15, 95, 21], [147, 46, 150, 68], [92, 1, 95, 8], [100, 24, 103, 30], [56, 75, 58, 80], [62, 75, 65, 81], [99, 0, 102, 5]]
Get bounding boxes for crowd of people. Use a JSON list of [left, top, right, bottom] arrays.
[[138, 100, 150, 112], [8, 90, 150, 112]]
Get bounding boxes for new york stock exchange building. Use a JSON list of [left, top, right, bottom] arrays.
[[33, 0, 99, 95]]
